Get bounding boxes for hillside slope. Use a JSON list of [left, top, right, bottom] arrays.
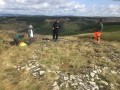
[[0, 30, 120, 90]]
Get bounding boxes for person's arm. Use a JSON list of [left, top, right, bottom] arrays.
[[53, 23, 55, 29], [59, 23, 61, 29], [100, 22, 103, 32], [28, 29, 30, 34]]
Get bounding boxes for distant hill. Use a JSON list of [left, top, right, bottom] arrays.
[[0, 16, 120, 35]]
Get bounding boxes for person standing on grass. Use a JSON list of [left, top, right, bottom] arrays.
[[28, 25, 34, 44], [52, 20, 61, 41], [93, 19, 103, 44]]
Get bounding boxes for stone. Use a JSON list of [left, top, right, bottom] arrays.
[[85, 74, 89, 78], [40, 64, 47, 68], [77, 78, 82, 82], [60, 83, 65, 88], [94, 85, 99, 90], [99, 85, 104, 89], [79, 82, 84, 86], [17, 66, 21, 71], [28, 63, 32, 66], [77, 86, 85, 90], [26, 67, 31, 71], [73, 86, 77, 89], [89, 81, 96, 85], [66, 83, 69, 88], [67, 80, 71, 83], [52, 81, 60, 90], [25, 64, 28, 68], [17, 68, 21, 71], [52, 81, 58, 86], [33, 68, 41, 72], [95, 75, 100, 80], [110, 83, 115, 89], [90, 72, 95, 78], [111, 70, 117, 74], [64, 76, 69, 81], [71, 82, 78, 86], [32, 72, 37, 76], [93, 70, 97, 74], [91, 78, 94, 81], [13, 65, 17, 69], [35, 62, 40, 67], [101, 81, 108, 86], [102, 67, 108, 71], [31, 65, 37, 69], [47, 69, 52, 73], [70, 75, 76, 80], [21, 66, 26, 70], [39, 71, 45, 75], [52, 85, 60, 90], [97, 69, 102, 73]]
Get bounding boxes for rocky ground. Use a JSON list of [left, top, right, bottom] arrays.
[[11, 36, 120, 90], [0, 30, 120, 90]]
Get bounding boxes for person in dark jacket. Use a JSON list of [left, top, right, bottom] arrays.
[[93, 19, 103, 44], [52, 20, 61, 41]]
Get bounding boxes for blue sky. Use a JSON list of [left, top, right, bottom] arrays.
[[0, 0, 120, 16], [75, 0, 120, 5]]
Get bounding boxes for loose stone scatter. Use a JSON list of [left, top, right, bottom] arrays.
[[16, 60, 45, 78]]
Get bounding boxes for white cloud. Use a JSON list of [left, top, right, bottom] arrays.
[[0, 0, 87, 15], [109, 4, 120, 15], [16, 0, 26, 4], [82, 4, 120, 16], [0, 0, 120, 16], [0, 0, 5, 7]]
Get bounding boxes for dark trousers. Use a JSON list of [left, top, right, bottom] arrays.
[[29, 37, 35, 44], [14, 39, 19, 45], [53, 30, 59, 40]]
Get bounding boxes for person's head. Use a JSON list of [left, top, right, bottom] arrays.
[[56, 20, 60, 23], [21, 34, 25, 38], [99, 19, 102, 22], [28, 25, 33, 29]]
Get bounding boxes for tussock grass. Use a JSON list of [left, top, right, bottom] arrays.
[[0, 29, 120, 90]]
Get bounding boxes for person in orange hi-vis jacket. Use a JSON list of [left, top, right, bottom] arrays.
[[93, 19, 103, 44]]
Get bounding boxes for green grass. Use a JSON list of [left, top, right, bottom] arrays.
[[101, 25, 120, 41], [104, 25, 120, 32], [0, 17, 120, 90], [79, 25, 120, 41], [102, 31, 120, 41], [0, 30, 120, 90]]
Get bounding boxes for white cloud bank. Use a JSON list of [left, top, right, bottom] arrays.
[[0, 0, 120, 16]]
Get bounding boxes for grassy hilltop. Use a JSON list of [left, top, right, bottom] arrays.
[[0, 16, 120, 90]]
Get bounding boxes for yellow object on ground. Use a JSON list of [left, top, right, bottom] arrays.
[[19, 42, 27, 46]]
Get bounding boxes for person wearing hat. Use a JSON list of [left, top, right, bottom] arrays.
[[52, 20, 61, 41], [28, 25, 34, 44]]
